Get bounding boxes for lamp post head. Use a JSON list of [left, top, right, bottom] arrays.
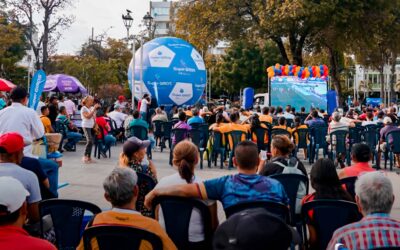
[[143, 12, 154, 30], [122, 11, 134, 30]]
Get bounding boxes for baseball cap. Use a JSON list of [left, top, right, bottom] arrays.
[[383, 116, 393, 124], [123, 137, 151, 156], [213, 208, 298, 250], [118, 95, 126, 101], [0, 176, 29, 214], [114, 104, 123, 110], [0, 132, 24, 154]]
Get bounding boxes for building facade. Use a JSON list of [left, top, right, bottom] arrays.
[[150, 0, 172, 37]]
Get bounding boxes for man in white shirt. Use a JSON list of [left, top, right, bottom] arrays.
[[35, 96, 46, 116], [108, 104, 128, 129], [63, 96, 76, 117], [140, 94, 151, 122], [0, 87, 59, 197]]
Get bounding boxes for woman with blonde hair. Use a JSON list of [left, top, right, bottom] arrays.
[[81, 95, 101, 163], [119, 137, 157, 217], [154, 140, 218, 248]]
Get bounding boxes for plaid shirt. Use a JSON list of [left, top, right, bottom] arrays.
[[327, 213, 400, 250]]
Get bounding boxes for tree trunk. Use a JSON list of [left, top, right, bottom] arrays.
[[328, 47, 343, 106], [272, 37, 290, 65], [42, 14, 49, 71], [379, 68, 385, 106], [390, 53, 397, 104]]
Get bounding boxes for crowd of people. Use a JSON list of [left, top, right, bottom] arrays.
[[0, 86, 400, 250]]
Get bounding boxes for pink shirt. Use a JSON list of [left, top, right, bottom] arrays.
[[64, 99, 76, 116], [343, 162, 375, 178]]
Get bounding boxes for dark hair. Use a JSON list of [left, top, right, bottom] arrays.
[[133, 110, 140, 119], [0, 205, 20, 226], [59, 106, 66, 113], [234, 141, 259, 170], [262, 107, 269, 115], [285, 105, 291, 113], [40, 105, 48, 113], [250, 114, 262, 130], [278, 117, 286, 126], [173, 141, 198, 183], [310, 159, 353, 201], [10, 87, 28, 103], [270, 106, 276, 115], [216, 113, 224, 123], [301, 107, 305, 112], [178, 111, 186, 121], [377, 111, 385, 119], [311, 110, 319, 118], [49, 96, 58, 103], [276, 106, 283, 114], [192, 108, 199, 116], [294, 116, 302, 127], [351, 143, 371, 162], [366, 112, 374, 120], [272, 135, 294, 155], [291, 107, 295, 113], [230, 112, 239, 123]]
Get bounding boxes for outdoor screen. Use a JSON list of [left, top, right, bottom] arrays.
[[270, 76, 328, 111]]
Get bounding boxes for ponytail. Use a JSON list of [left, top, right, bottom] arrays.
[[178, 159, 194, 183], [119, 152, 131, 167], [172, 141, 198, 183]]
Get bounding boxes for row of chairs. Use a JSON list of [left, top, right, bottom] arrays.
[[37, 172, 361, 250]]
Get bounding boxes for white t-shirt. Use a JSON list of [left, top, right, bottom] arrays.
[[81, 106, 94, 128], [362, 120, 377, 126], [140, 99, 149, 113], [108, 111, 127, 128], [155, 173, 213, 242]]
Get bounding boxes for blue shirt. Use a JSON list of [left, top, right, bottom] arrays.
[[187, 116, 204, 125], [202, 174, 289, 209], [0, 98, 6, 110], [129, 118, 149, 129], [305, 118, 326, 128]]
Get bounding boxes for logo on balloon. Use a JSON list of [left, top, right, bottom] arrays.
[[191, 49, 205, 70], [169, 82, 193, 105], [149, 45, 175, 68]]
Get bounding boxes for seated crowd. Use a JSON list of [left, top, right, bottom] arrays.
[[1, 89, 400, 250]]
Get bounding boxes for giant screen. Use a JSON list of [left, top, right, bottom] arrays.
[[270, 76, 327, 111]]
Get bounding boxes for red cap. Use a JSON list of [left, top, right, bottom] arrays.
[[0, 133, 24, 154], [118, 95, 126, 101]]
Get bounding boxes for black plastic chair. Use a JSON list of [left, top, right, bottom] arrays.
[[55, 120, 69, 151], [190, 127, 210, 169], [349, 127, 363, 149], [189, 122, 202, 130], [39, 199, 102, 250], [227, 130, 247, 169], [224, 200, 290, 223], [363, 125, 379, 164], [309, 126, 328, 164], [340, 176, 357, 200], [252, 127, 269, 152], [83, 225, 163, 250], [210, 131, 226, 168], [153, 196, 213, 250], [286, 118, 294, 128], [136, 172, 157, 218], [271, 128, 291, 138], [161, 121, 172, 152], [384, 130, 400, 171], [94, 127, 111, 159], [294, 128, 309, 158], [153, 121, 164, 147], [328, 130, 350, 166], [169, 128, 190, 165], [269, 174, 309, 226], [301, 200, 362, 250]]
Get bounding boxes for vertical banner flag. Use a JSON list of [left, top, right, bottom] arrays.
[[29, 70, 47, 110]]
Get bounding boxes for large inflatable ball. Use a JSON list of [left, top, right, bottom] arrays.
[[128, 37, 207, 107]]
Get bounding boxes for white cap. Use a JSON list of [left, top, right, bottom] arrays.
[[383, 117, 393, 124], [0, 177, 29, 214]]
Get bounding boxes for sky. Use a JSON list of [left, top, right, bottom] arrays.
[[56, 0, 152, 55]]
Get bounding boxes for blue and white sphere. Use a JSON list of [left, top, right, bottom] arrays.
[[128, 37, 207, 107]]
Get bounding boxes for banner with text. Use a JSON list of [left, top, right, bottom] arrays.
[[29, 70, 47, 110]]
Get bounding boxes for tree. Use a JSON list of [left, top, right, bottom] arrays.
[[9, 0, 74, 71]]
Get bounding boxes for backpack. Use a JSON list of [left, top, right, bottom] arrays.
[[272, 157, 307, 214]]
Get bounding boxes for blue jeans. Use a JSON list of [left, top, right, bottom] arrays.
[[38, 158, 59, 197], [101, 135, 116, 153], [65, 132, 82, 148], [149, 136, 156, 149], [140, 111, 147, 121]]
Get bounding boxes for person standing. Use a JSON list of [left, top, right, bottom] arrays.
[[139, 93, 151, 121], [63, 95, 76, 117], [47, 96, 59, 127], [81, 96, 101, 164]]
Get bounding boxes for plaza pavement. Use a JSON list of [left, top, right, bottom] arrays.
[[59, 143, 400, 221]]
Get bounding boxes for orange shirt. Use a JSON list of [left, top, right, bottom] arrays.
[[77, 210, 177, 250], [218, 123, 250, 148], [40, 115, 52, 133], [259, 114, 273, 124], [342, 162, 375, 178]]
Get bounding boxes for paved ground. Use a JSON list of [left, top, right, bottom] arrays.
[[59, 143, 400, 221]]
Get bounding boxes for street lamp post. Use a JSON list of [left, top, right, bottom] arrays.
[[143, 12, 154, 39], [122, 10, 136, 109]]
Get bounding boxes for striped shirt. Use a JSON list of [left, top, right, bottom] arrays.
[[327, 213, 400, 250]]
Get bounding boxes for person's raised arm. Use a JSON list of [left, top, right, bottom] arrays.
[[82, 104, 100, 119]]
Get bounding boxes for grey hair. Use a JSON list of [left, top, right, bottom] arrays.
[[332, 111, 342, 122], [355, 172, 394, 215], [192, 108, 199, 116], [103, 167, 138, 207], [155, 107, 161, 114]]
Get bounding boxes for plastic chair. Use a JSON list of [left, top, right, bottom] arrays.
[[271, 128, 291, 139], [189, 122, 202, 130], [169, 128, 190, 165], [384, 130, 400, 171], [94, 128, 111, 159], [228, 130, 247, 169], [39, 199, 101, 250], [286, 118, 294, 128], [153, 121, 164, 147], [252, 127, 269, 152], [309, 126, 328, 164], [294, 128, 309, 158], [190, 126, 210, 169], [301, 200, 362, 250], [224, 200, 290, 223], [210, 131, 226, 168], [153, 196, 212, 250], [136, 172, 157, 218], [349, 127, 363, 149], [161, 121, 172, 152], [83, 225, 163, 250], [328, 130, 350, 166], [363, 125, 379, 164], [340, 176, 357, 200]]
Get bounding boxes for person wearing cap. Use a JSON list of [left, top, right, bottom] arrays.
[[0, 133, 41, 222], [76, 167, 176, 250], [145, 141, 288, 213], [119, 137, 157, 217], [107, 104, 127, 129], [0, 176, 56, 250], [114, 95, 127, 108], [0, 86, 59, 197], [376, 116, 400, 168], [213, 208, 295, 250], [338, 143, 375, 179]]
